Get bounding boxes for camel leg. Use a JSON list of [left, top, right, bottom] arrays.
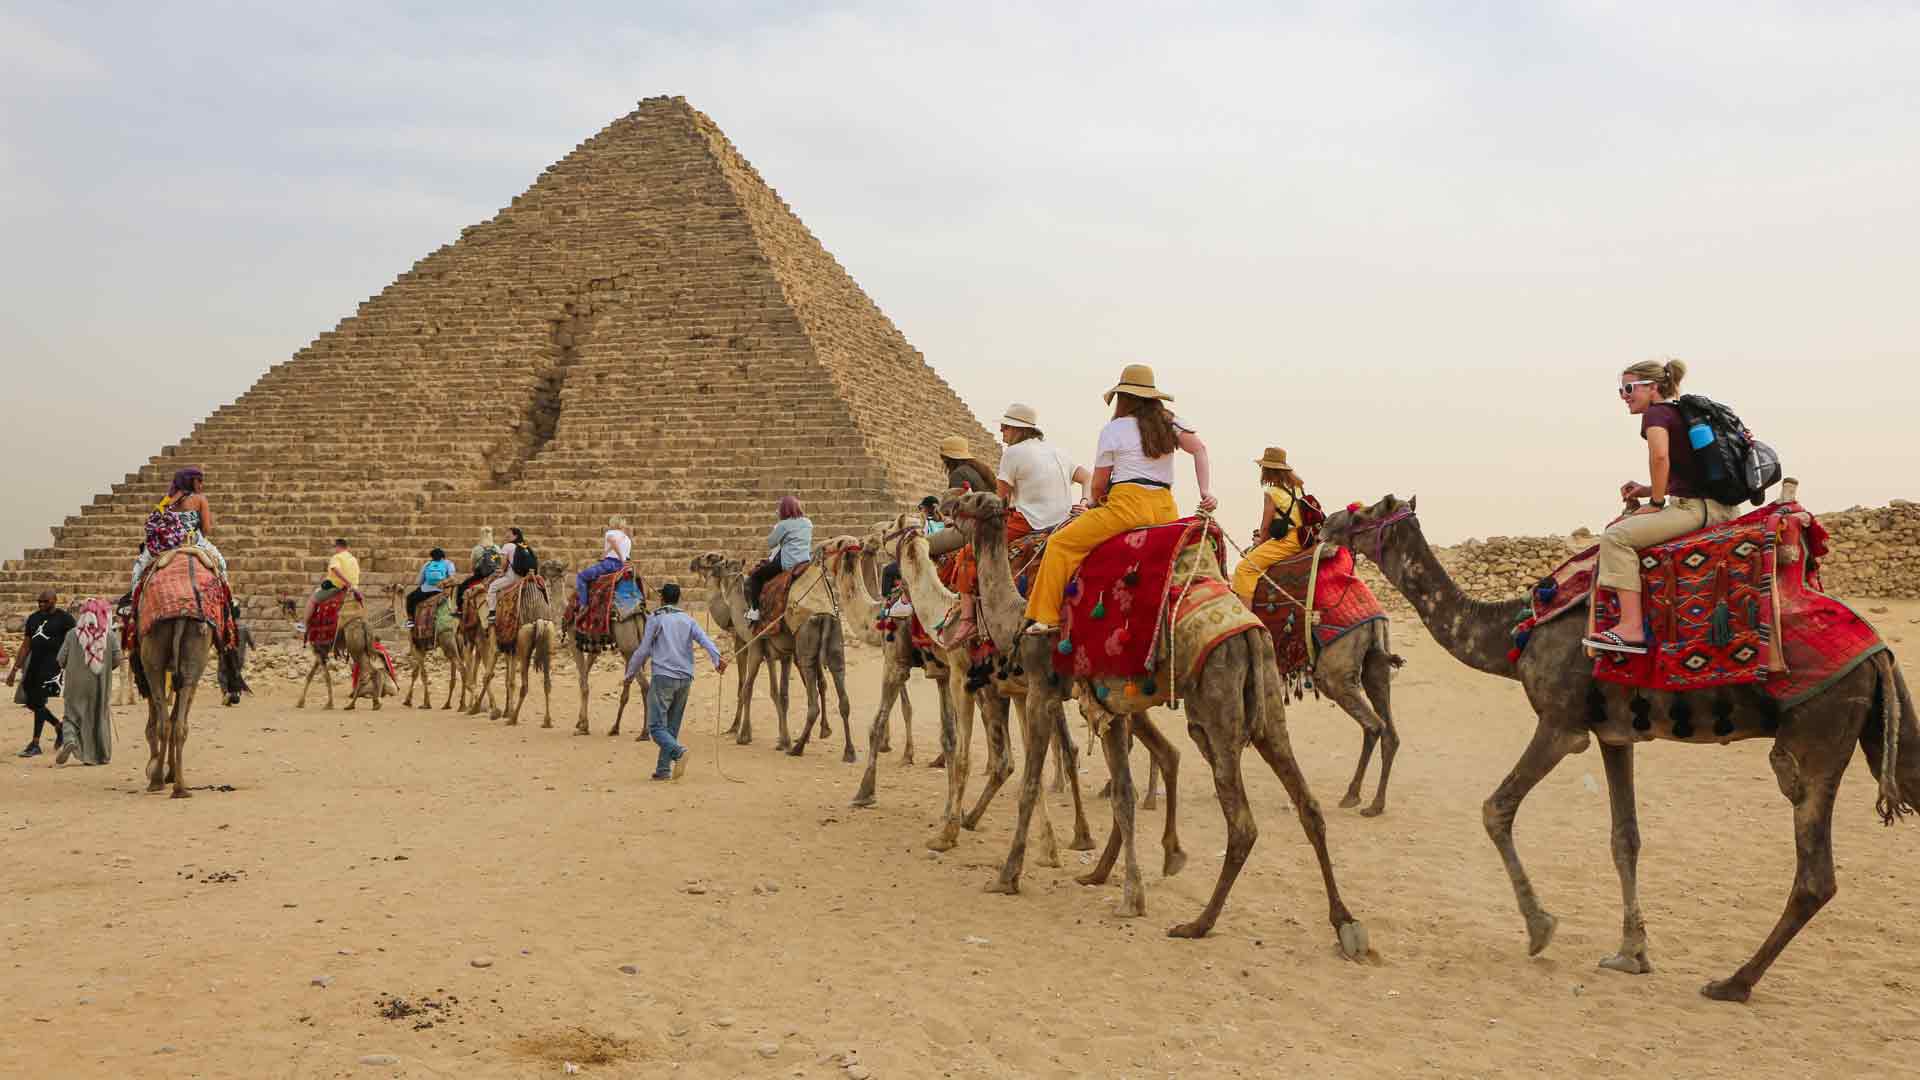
[[1131, 714, 1186, 876], [415, 649, 431, 709], [1703, 729, 1852, 1002], [1099, 717, 1146, 916], [1048, 723, 1070, 795], [1249, 707, 1367, 959], [1328, 674, 1394, 817], [538, 628, 553, 728], [144, 662, 168, 792], [828, 630, 855, 764], [928, 673, 974, 852], [296, 654, 320, 709], [576, 644, 595, 734], [168, 657, 201, 798], [987, 696, 1063, 893], [1051, 703, 1095, 851], [962, 692, 1015, 830], [787, 632, 823, 756], [735, 647, 763, 745], [865, 657, 910, 780], [1483, 720, 1584, 957], [773, 653, 795, 752], [1141, 755, 1163, 809], [321, 652, 335, 709], [442, 642, 461, 710], [1596, 742, 1653, 975], [1166, 706, 1254, 937]]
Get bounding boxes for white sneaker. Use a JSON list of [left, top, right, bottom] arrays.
[[887, 599, 913, 619], [744, 608, 761, 622], [403, 620, 414, 630], [293, 622, 306, 633], [1024, 621, 1057, 637]]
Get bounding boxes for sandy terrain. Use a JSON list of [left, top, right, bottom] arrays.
[[3, 600, 1918, 1078]]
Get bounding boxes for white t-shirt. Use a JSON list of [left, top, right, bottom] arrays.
[[604, 529, 632, 562], [997, 438, 1078, 530], [1094, 415, 1190, 487]]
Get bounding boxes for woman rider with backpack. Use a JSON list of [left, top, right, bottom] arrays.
[[1230, 448, 1321, 604], [453, 527, 500, 615], [486, 527, 532, 625], [1586, 358, 1742, 655]]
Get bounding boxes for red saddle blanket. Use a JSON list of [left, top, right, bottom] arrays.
[[563, 564, 644, 638], [1250, 547, 1386, 676], [1517, 503, 1883, 705], [495, 576, 547, 648], [411, 590, 455, 645], [305, 589, 356, 648], [135, 552, 236, 650], [353, 641, 399, 688], [460, 574, 499, 633], [1006, 530, 1049, 598], [1053, 517, 1235, 681], [752, 561, 809, 634]]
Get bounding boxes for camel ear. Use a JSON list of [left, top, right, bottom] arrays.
[[1407, 495, 1417, 513]]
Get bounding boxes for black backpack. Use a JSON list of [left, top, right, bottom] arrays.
[[1673, 395, 1782, 506], [473, 545, 501, 578], [511, 543, 538, 576]]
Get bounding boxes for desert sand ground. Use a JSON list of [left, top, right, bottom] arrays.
[[3, 600, 1918, 1079]]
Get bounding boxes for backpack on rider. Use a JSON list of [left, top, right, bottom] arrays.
[[511, 542, 538, 577], [1672, 394, 1782, 506]]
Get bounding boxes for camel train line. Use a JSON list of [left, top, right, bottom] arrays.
[[101, 364, 1912, 1003]]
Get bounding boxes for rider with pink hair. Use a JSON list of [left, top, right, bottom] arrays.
[[744, 496, 812, 623]]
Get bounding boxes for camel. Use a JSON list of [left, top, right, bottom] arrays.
[[280, 595, 387, 710], [690, 552, 794, 740], [880, 508, 1101, 869], [690, 550, 852, 761], [137, 612, 213, 798], [1014, 509, 1366, 956], [554, 559, 650, 737], [1320, 493, 1916, 1000], [478, 576, 557, 727], [1245, 558, 1407, 816], [820, 537, 954, 802], [383, 584, 465, 710], [457, 580, 500, 717]]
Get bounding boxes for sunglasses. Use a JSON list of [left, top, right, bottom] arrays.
[[1617, 380, 1654, 398]]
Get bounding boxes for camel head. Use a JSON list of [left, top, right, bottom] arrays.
[[1319, 494, 1418, 560], [278, 596, 297, 618], [689, 551, 735, 582], [945, 490, 1007, 540], [817, 536, 865, 577]]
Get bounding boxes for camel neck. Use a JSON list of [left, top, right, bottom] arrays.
[[964, 518, 1024, 654], [895, 533, 957, 629], [1378, 523, 1528, 679]]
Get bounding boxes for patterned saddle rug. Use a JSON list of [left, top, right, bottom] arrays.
[[460, 574, 500, 634], [353, 641, 399, 689], [1249, 546, 1386, 680], [751, 561, 810, 634], [1006, 529, 1050, 598], [134, 549, 237, 650], [562, 564, 645, 643], [303, 588, 363, 649], [1053, 518, 1261, 687], [411, 590, 456, 646], [494, 576, 548, 650], [1513, 503, 1884, 705]]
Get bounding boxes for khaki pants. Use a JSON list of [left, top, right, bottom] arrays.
[[1024, 483, 1179, 625], [1232, 535, 1305, 604], [1597, 497, 1741, 592]]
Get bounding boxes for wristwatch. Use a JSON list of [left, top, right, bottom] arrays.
[[1648, 497, 1666, 509]]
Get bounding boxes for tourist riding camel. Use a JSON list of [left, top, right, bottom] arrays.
[[130, 467, 227, 588], [1585, 358, 1742, 655], [995, 402, 1089, 542], [405, 547, 455, 628], [743, 496, 811, 624], [576, 515, 632, 613], [487, 527, 532, 625], [454, 526, 500, 615], [884, 496, 951, 620], [934, 435, 996, 596], [1024, 363, 1216, 636], [1230, 448, 1325, 603], [298, 538, 359, 631]]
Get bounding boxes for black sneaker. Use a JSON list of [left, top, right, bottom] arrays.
[[18, 743, 42, 758]]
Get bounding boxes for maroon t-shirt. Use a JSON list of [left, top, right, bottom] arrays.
[[1640, 402, 1698, 499]]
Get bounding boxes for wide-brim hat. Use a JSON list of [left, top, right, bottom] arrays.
[[938, 435, 980, 460], [1254, 447, 1294, 472], [999, 403, 1040, 430], [1103, 363, 1173, 405]]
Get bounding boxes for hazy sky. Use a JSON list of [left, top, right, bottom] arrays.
[[4, 1, 1917, 564]]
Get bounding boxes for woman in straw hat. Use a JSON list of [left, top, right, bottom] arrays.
[[1023, 364, 1215, 635], [995, 403, 1090, 542], [1230, 448, 1320, 603]]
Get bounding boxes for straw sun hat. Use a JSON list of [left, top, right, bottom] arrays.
[[1102, 363, 1174, 405], [1254, 447, 1295, 472]]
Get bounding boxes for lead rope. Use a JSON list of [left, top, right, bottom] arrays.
[[1163, 511, 1216, 712]]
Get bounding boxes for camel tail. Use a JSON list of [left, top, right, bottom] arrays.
[[535, 621, 555, 675], [1868, 651, 1917, 826]]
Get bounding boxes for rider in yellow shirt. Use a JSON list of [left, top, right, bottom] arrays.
[[1231, 448, 1316, 604]]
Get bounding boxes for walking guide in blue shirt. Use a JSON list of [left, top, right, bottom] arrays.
[[623, 582, 727, 781]]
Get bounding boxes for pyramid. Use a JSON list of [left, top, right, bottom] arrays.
[[0, 97, 997, 631]]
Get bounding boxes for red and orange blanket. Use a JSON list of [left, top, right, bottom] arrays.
[[562, 564, 645, 643], [1513, 502, 1884, 705], [305, 589, 357, 649], [1053, 518, 1262, 685], [134, 551, 236, 651], [1248, 546, 1386, 681], [352, 641, 399, 689], [494, 576, 548, 650]]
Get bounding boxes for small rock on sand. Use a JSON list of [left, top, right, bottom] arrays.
[[311, 976, 334, 988], [619, 963, 638, 975], [846, 1065, 872, 1079], [470, 957, 494, 968], [682, 883, 708, 895], [756, 1042, 781, 1058], [358, 1053, 400, 1066]]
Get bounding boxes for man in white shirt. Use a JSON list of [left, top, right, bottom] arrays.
[[576, 515, 633, 613], [995, 403, 1090, 541]]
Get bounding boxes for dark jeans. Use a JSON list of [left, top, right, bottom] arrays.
[[405, 587, 439, 619], [745, 559, 783, 611], [648, 674, 692, 777], [453, 573, 484, 611]]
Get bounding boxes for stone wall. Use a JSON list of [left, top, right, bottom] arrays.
[[1355, 501, 1920, 612]]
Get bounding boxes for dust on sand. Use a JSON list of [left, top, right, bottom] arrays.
[[3, 600, 1917, 1077]]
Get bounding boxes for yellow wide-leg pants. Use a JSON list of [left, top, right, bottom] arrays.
[[1231, 535, 1304, 604], [1024, 484, 1179, 626]]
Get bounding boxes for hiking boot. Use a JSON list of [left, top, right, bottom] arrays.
[[18, 743, 41, 758]]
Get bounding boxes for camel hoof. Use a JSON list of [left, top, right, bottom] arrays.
[[605, 727, 619, 737], [899, 753, 914, 766], [540, 720, 553, 729], [928, 754, 946, 769], [322, 704, 334, 711], [850, 795, 876, 809], [735, 735, 751, 746], [1360, 804, 1386, 819], [504, 718, 518, 727], [983, 876, 1019, 895], [926, 834, 957, 853], [1700, 978, 1751, 1003], [877, 739, 892, 754], [1140, 792, 1159, 811], [1337, 919, 1369, 961], [842, 749, 857, 764], [1115, 888, 1146, 918], [1599, 952, 1653, 975], [146, 780, 166, 793], [1525, 912, 1558, 956], [1163, 848, 1188, 877], [1074, 870, 1108, 887], [171, 788, 193, 800], [1167, 920, 1209, 940], [786, 745, 805, 758], [1069, 831, 1095, 852], [1338, 793, 1362, 809]]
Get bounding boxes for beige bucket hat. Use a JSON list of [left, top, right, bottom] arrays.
[[1254, 447, 1295, 472], [999, 403, 1040, 430], [1103, 363, 1174, 405], [938, 436, 976, 460]]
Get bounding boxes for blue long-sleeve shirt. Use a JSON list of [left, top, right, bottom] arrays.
[[623, 607, 723, 682], [767, 517, 813, 571]]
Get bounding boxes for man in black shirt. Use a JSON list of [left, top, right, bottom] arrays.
[[7, 590, 75, 758]]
